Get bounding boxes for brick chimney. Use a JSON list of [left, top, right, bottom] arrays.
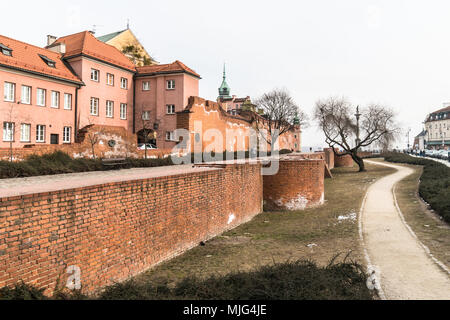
[[47, 35, 57, 46]]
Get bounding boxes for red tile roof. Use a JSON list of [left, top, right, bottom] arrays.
[[0, 34, 82, 84], [136, 60, 200, 78], [54, 31, 136, 72], [431, 106, 450, 114]]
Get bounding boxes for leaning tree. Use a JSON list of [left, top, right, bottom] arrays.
[[314, 97, 399, 172], [253, 89, 308, 146]]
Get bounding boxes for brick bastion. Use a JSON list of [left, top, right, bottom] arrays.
[[0, 156, 325, 294]]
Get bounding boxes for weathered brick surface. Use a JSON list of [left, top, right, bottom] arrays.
[[334, 154, 354, 167], [263, 159, 325, 211], [0, 162, 263, 294]]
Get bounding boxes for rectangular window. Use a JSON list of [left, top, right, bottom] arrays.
[[4, 82, 15, 102], [120, 77, 128, 89], [142, 81, 150, 91], [166, 80, 175, 90], [91, 69, 99, 82], [142, 111, 150, 120], [165, 131, 175, 141], [37, 88, 46, 106], [63, 126, 71, 143], [106, 100, 114, 118], [166, 104, 175, 114], [51, 91, 60, 108], [36, 125, 45, 142], [3, 122, 14, 141], [20, 123, 30, 142], [64, 93, 72, 110], [90, 97, 99, 115], [106, 73, 114, 86], [120, 103, 127, 119], [21, 85, 31, 104]]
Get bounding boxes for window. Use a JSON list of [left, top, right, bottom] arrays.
[[0, 44, 12, 56], [120, 77, 128, 89], [166, 80, 175, 90], [37, 88, 46, 106], [166, 104, 175, 114], [120, 103, 127, 119], [142, 111, 150, 120], [36, 125, 45, 142], [91, 69, 99, 82], [4, 82, 15, 102], [20, 124, 30, 142], [21, 85, 31, 104], [142, 81, 150, 91], [90, 97, 99, 115], [63, 127, 71, 143], [51, 91, 60, 108], [106, 100, 114, 118], [166, 131, 175, 141], [107, 73, 114, 86], [64, 93, 72, 110], [3, 122, 14, 141], [39, 54, 56, 68]]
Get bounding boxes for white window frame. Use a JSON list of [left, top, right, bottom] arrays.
[[166, 80, 175, 90], [21, 85, 31, 104], [4, 82, 15, 102], [166, 104, 176, 114], [106, 100, 114, 118], [106, 73, 114, 86], [51, 91, 60, 108], [120, 103, 127, 119], [166, 131, 175, 141], [3, 122, 14, 142], [37, 88, 46, 106], [90, 97, 99, 116], [63, 126, 71, 143], [20, 123, 31, 142], [142, 111, 150, 120], [36, 125, 45, 143], [64, 93, 72, 110], [91, 69, 99, 82], [142, 81, 150, 91], [120, 77, 128, 89]]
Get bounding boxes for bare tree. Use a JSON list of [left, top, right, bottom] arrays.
[[314, 97, 400, 172], [139, 112, 154, 160], [85, 117, 105, 159], [4, 103, 31, 162], [253, 89, 308, 146]]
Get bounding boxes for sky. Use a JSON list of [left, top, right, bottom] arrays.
[[2, 0, 450, 149]]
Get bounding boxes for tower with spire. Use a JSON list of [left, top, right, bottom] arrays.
[[218, 64, 231, 99]]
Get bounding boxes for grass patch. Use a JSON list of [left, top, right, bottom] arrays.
[[383, 152, 450, 223], [393, 163, 450, 268]]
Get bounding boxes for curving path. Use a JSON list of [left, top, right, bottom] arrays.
[[360, 160, 450, 300]]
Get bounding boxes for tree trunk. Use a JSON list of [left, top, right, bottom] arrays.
[[351, 151, 365, 172], [9, 140, 13, 162]]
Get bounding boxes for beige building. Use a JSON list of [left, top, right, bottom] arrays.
[[97, 28, 156, 66], [424, 104, 450, 149]]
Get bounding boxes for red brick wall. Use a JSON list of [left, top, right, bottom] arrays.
[[0, 162, 263, 294], [334, 154, 354, 167], [263, 159, 325, 211], [323, 148, 335, 169]]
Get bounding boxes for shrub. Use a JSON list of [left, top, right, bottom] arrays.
[[383, 152, 450, 223]]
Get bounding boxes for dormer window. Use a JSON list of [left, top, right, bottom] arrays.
[[38, 54, 56, 68], [0, 43, 12, 56]]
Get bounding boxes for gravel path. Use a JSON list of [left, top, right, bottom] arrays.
[[361, 160, 450, 300]]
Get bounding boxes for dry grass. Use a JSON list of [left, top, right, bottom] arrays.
[[393, 163, 450, 268], [134, 162, 396, 288]]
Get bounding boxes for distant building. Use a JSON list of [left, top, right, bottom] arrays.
[[217, 65, 254, 113], [97, 28, 156, 66], [424, 104, 450, 149], [414, 130, 427, 151]]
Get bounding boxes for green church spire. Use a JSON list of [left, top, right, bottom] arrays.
[[218, 63, 231, 99]]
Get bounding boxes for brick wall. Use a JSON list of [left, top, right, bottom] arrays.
[[263, 159, 325, 211], [323, 148, 335, 169], [334, 154, 354, 167], [0, 162, 263, 294]]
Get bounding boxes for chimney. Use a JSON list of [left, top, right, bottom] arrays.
[[47, 42, 66, 54], [47, 35, 57, 46]]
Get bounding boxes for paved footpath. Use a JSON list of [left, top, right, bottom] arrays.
[[361, 160, 450, 299]]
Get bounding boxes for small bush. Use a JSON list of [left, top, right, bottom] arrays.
[[383, 152, 450, 223], [0, 282, 47, 300]]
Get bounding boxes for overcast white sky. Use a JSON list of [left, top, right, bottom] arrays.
[[2, 0, 449, 149]]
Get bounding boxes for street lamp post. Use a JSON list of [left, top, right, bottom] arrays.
[[355, 105, 361, 151], [406, 128, 411, 151]]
